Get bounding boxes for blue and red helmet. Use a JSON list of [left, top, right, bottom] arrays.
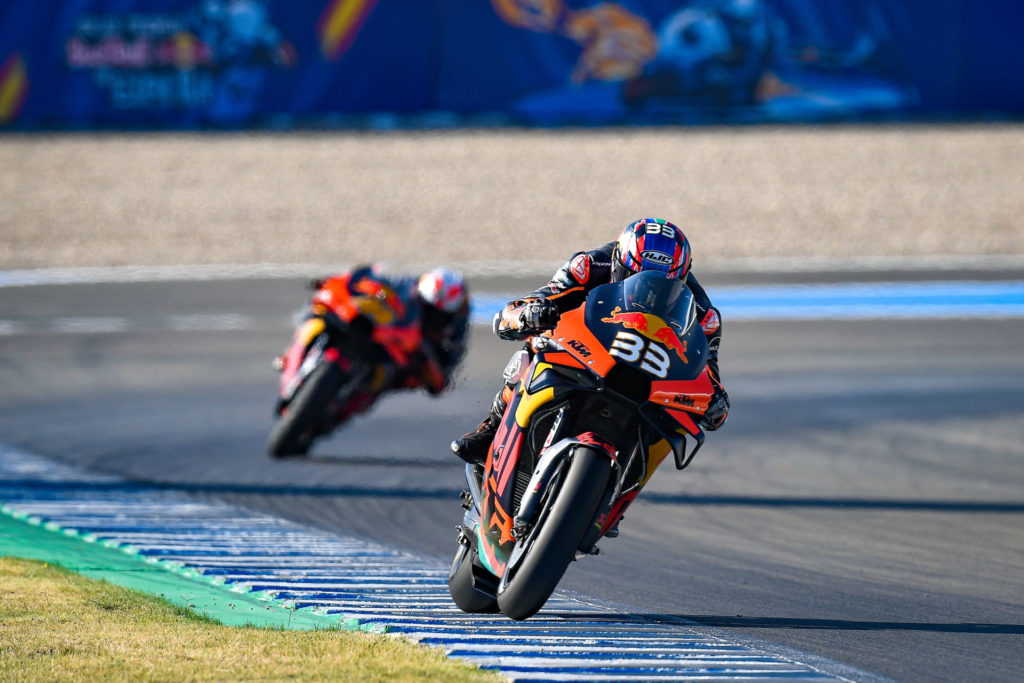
[[610, 218, 692, 282]]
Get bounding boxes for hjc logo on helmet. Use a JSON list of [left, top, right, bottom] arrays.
[[641, 250, 675, 265]]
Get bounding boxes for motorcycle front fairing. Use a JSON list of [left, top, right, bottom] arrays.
[[474, 272, 716, 578]]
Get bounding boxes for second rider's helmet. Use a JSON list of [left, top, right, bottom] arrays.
[[610, 218, 692, 282], [416, 267, 468, 314]]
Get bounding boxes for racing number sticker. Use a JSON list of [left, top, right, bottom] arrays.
[[609, 331, 642, 361], [645, 222, 677, 238], [609, 331, 670, 378]]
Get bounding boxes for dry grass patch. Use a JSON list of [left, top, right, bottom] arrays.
[[0, 557, 496, 682]]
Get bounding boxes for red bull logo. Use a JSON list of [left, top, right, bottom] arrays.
[[602, 306, 688, 362]]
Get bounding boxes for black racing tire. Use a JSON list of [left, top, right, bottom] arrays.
[[448, 542, 499, 614], [496, 446, 610, 621], [267, 362, 344, 458]]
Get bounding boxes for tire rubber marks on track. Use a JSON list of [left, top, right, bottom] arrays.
[[0, 446, 863, 682]]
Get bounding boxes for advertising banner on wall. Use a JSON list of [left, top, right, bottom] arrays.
[[0, 0, 1021, 129], [437, 1, 922, 124]]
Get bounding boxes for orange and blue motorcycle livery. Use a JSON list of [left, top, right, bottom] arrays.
[[449, 271, 715, 620], [269, 268, 442, 457]]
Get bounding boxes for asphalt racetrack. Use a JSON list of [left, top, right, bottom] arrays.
[[2, 270, 1023, 682]]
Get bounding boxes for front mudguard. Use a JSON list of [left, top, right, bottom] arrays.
[[487, 435, 616, 587], [513, 436, 616, 533]]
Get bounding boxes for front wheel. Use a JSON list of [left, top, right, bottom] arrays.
[[496, 446, 610, 621], [267, 362, 345, 457]]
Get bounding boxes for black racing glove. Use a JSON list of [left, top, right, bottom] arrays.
[[701, 389, 730, 431], [518, 299, 559, 334]]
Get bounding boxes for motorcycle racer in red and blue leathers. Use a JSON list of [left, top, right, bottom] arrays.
[[451, 217, 730, 465]]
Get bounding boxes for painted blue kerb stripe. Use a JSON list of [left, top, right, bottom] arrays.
[[0, 445, 873, 682], [470, 281, 1024, 323]]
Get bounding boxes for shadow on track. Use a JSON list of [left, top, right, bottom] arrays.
[[657, 614, 1024, 635], [3, 479, 1024, 512], [287, 454, 456, 469]]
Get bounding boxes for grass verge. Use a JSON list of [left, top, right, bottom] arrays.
[[0, 557, 497, 682]]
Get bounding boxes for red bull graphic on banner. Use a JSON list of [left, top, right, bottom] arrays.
[[602, 306, 688, 362], [487, 0, 924, 122], [317, 0, 377, 60], [0, 1, 1021, 128], [61, 2, 295, 120], [493, 1, 658, 84], [492, 0, 563, 31], [0, 54, 29, 126]]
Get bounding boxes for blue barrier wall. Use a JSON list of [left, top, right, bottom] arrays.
[[2, 0, 1022, 129]]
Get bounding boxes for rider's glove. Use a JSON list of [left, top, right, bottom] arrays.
[[701, 389, 730, 431], [518, 299, 559, 335]]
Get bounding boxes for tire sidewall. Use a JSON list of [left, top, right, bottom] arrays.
[[496, 446, 610, 620], [267, 361, 344, 457]]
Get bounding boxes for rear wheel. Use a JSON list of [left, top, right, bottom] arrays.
[[448, 541, 499, 613], [267, 362, 345, 457], [496, 446, 610, 621]]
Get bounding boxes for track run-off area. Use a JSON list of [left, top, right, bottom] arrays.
[[1, 263, 1023, 681], [0, 447, 871, 682]]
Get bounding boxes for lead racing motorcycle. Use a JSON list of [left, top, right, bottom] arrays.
[[448, 271, 715, 620]]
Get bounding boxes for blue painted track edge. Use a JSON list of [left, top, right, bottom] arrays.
[[0, 444, 887, 681]]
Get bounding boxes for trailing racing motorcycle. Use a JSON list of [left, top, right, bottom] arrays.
[[269, 268, 428, 458], [448, 271, 715, 620]]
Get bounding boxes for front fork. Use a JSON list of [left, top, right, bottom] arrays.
[[277, 318, 330, 404], [515, 435, 620, 548]]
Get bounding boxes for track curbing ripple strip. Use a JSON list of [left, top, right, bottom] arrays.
[[0, 445, 886, 682]]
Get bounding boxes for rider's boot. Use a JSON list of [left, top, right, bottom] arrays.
[[450, 388, 509, 465]]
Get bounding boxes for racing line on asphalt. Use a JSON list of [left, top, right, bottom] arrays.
[[0, 445, 881, 682], [6, 269, 1020, 679]]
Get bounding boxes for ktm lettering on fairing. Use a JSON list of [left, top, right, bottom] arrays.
[[601, 306, 688, 362], [566, 339, 591, 357]]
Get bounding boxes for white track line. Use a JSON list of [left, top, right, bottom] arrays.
[[2, 255, 1023, 288], [0, 444, 887, 682]]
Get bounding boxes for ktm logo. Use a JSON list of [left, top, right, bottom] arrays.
[[566, 339, 591, 357]]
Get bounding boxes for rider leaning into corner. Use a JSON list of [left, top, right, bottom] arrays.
[[409, 266, 472, 395], [451, 217, 730, 465], [301, 265, 471, 397]]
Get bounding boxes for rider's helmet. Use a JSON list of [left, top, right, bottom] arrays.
[[610, 218, 692, 282], [416, 267, 468, 314]]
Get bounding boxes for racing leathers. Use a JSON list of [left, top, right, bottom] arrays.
[[413, 294, 470, 395], [451, 243, 729, 465]]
